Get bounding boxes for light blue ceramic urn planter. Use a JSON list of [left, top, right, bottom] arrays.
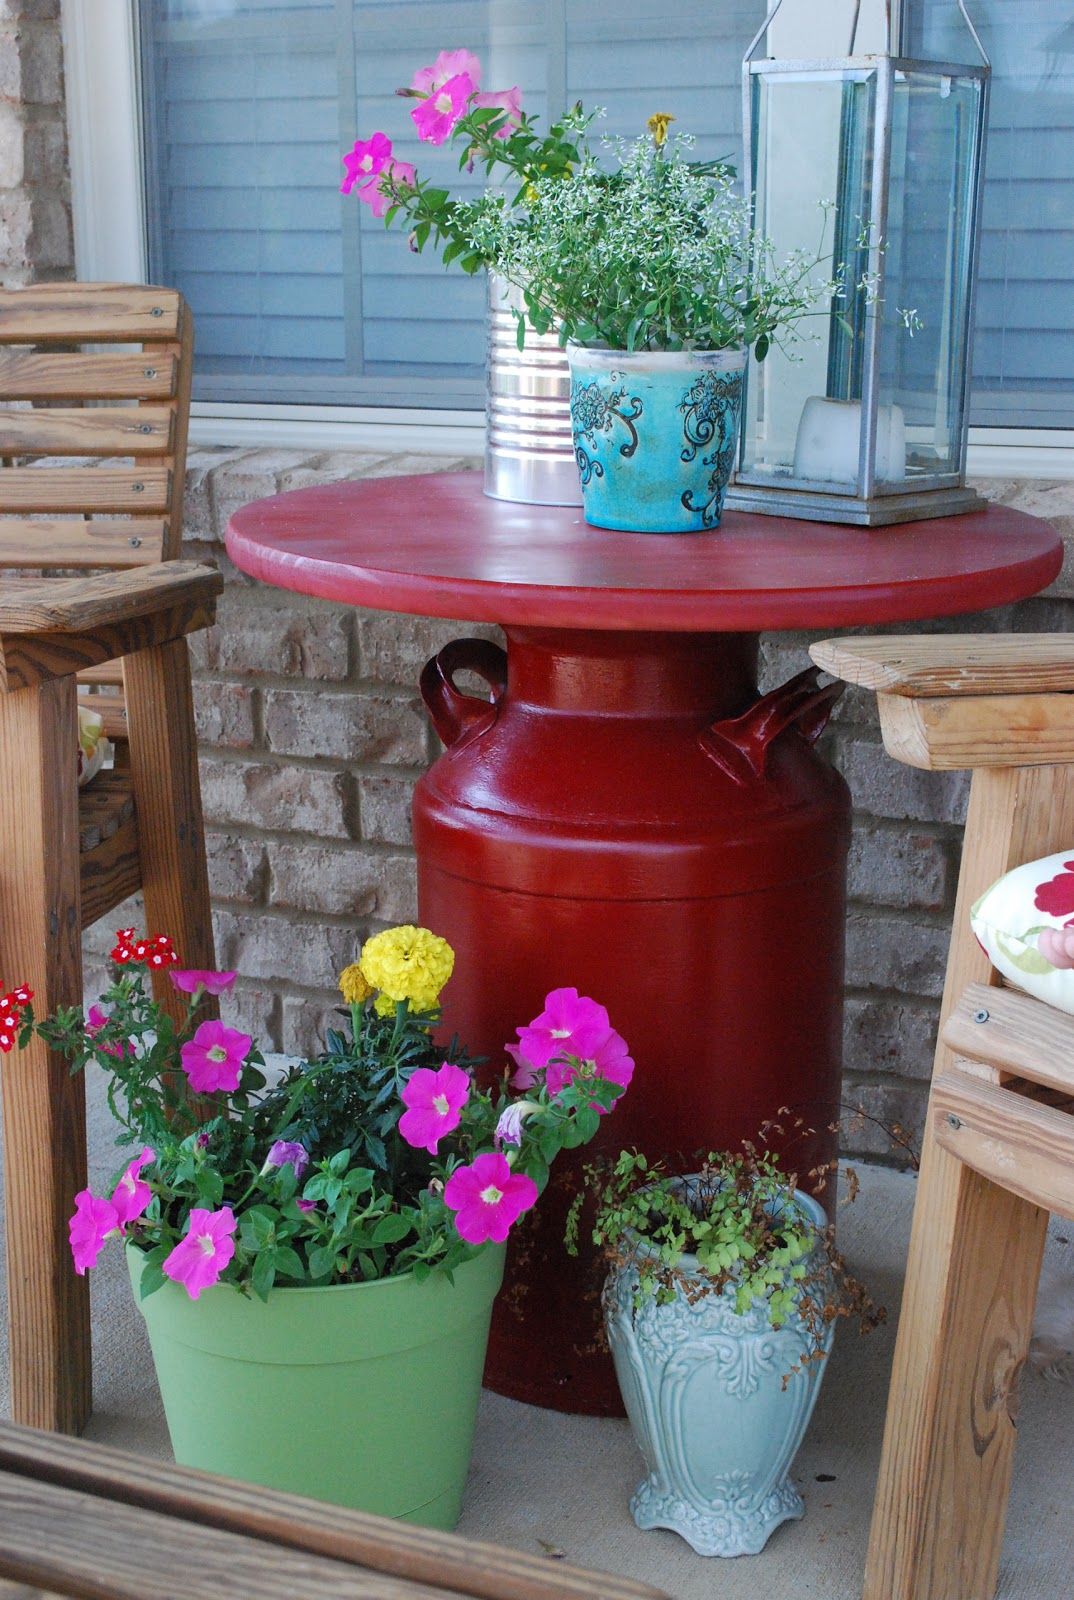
[[604, 1187, 834, 1557], [566, 346, 746, 533]]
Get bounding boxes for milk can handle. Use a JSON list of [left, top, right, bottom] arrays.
[[702, 667, 844, 781], [420, 637, 508, 748]]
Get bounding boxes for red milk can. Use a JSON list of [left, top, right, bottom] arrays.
[[414, 625, 849, 1415]]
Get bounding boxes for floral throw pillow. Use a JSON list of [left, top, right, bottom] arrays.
[[971, 850, 1074, 1014]]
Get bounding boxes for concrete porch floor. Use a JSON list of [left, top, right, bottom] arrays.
[[1, 1067, 1071, 1600]]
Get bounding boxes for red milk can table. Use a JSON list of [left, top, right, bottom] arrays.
[[227, 472, 1061, 1415]]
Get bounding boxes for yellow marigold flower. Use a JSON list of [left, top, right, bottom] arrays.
[[359, 925, 455, 1013], [339, 963, 372, 1005], [647, 111, 675, 148], [373, 991, 399, 1018]]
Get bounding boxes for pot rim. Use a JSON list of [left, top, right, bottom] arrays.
[[565, 342, 747, 373], [125, 1237, 503, 1301]]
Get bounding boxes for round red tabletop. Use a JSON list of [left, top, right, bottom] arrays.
[[225, 471, 1062, 633]]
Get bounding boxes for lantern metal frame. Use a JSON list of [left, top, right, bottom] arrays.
[[725, 0, 992, 525]]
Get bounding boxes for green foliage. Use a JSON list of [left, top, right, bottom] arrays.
[[34, 963, 625, 1302], [571, 1147, 884, 1364], [377, 100, 865, 355]]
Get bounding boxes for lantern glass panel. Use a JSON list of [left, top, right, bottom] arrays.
[[874, 68, 984, 492]]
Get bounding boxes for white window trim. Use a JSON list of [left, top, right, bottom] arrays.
[[64, 0, 1073, 478]]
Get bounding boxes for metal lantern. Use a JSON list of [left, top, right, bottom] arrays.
[[726, 0, 990, 525]]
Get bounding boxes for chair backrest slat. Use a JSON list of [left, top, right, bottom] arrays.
[[0, 468, 172, 515], [0, 407, 174, 457], [0, 283, 192, 566], [0, 519, 164, 568], [0, 284, 183, 343], [0, 351, 179, 400]]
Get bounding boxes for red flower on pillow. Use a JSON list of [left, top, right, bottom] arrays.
[[1034, 859, 1074, 925]]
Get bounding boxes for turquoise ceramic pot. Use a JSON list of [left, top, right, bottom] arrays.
[[604, 1188, 834, 1557], [567, 346, 746, 533]]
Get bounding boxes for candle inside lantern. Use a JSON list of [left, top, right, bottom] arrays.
[[793, 396, 907, 486]]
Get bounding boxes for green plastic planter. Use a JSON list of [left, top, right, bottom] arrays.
[[127, 1242, 505, 1528]]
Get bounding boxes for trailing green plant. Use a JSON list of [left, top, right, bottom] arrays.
[[568, 1141, 883, 1370]]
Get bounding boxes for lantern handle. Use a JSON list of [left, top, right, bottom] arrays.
[[744, 0, 988, 68]]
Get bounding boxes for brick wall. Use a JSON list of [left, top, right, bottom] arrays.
[[82, 452, 1074, 1163], [0, 0, 70, 284]]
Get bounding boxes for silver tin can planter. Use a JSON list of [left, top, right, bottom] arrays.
[[604, 1188, 833, 1557], [567, 346, 747, 534], [484, 274, 581, 508]]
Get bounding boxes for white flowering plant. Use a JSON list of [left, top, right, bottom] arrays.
[[341, 48, 857, 357]]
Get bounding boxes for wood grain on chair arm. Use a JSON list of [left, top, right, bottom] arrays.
[[0, 564, 222, 692], [0, 562, 222, 635], [810, 634, 1074, 697]]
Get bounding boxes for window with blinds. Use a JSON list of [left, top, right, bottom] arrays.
[[137, 0, 763, 408], [139, 0, 1074, 426]]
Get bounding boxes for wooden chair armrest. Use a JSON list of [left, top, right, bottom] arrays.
[[0, 561, 222, 636], [810, 635, 1074, 698]]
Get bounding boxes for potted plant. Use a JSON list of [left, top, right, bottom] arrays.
[[341, 50, 850, 531], [569, 1147, 880, 1556], [5, 927, 630, 1528]]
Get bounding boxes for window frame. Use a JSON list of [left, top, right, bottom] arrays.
[[64, 0, 1073, 476]]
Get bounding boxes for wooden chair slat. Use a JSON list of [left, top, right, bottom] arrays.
[[0, 407, 173, 457], [0, 520, 164, 568], [0, 285, 182, 343], [0, 1468, 469, 1600], [0, 469, 171, 515], [943, 983, 1074, 1095], [0, 1424, 666, 1600], [811, 634, 1074, 697], [0, 353, 177, 400], [80, 810, 141, 929], [76, 770, 133, 852], [933, 1070, 1074, 1221], [76, 662, 124, 687]]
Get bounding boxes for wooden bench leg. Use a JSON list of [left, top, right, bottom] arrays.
[[123, 640, 217, 1028], [864, 1129, 1047, 1600], [0, 676, 90, 1433]]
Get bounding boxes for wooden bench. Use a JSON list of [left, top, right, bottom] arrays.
[[811, 633, 1074, 1600], [0, 1423, 666, 1600]]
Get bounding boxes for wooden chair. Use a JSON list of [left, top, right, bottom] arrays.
[[0, 284, 222, 1435], [810, 634, 1074, 1600]]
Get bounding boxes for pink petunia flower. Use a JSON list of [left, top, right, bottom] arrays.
[[170, 969, 238, 998], [162, 1206, 236, 1301], [111, 1146, 156, 1227], [85, 1003, 134, 1059], [69, 1189, 120, 1275], [398, 1060, 470, 1154], [474, 85, 522, 138], [508, 987, 613, 1086], [1039, 926, 1074, 970], [296, 1197, 318, 1215], [411, 72, 475, 145], [263, 1139, 309, 1181], [411, 48, 481, 95], [444, 1151, 538, 1244], [357, 157, 417, 220], [340, 131, 393, 196], [179, 1019, 252, 1095]]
